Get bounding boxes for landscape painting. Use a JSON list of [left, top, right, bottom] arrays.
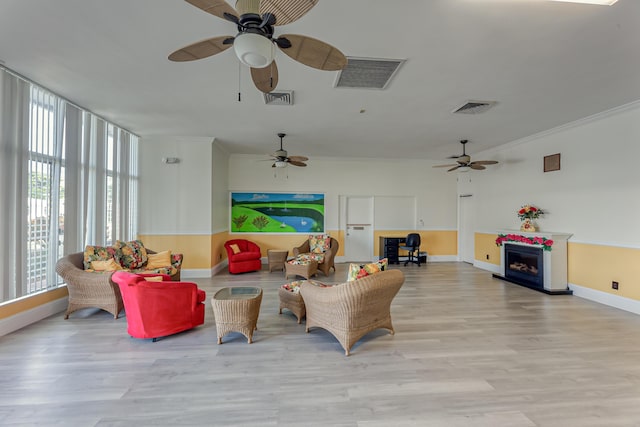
[[230, 192, 325, 233]]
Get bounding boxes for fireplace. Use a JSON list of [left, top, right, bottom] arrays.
[[495, 231, 572, 295], [504, 243, 543, 289]]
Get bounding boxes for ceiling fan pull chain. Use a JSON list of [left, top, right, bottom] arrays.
[[238, 61, 242, 102]]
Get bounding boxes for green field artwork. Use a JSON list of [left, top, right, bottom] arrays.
[[230, 192, 325, 233]]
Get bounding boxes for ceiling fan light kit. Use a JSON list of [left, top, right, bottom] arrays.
[[267, 133, 308, 168], [233, 32, 275, 68]]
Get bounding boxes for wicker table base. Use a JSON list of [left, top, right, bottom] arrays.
[[285, 260, 318, 280], [211, 287, 263, 344], [278, 287, 306, 324], [268, 249, 289, 272]]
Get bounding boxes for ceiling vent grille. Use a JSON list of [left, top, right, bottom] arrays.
[[335, 57, 405, 90], [263, 90, 294, 106], [453, 100, 497, 114]]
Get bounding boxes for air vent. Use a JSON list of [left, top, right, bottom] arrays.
[[335, 57, 405, 89], [453, 100, 497, 114], [263, 90, 294, 106]]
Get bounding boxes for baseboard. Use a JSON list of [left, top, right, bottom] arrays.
[[569, 283, 640, 315], [0, 297, 68, 337], [473, 260, 501, 274]]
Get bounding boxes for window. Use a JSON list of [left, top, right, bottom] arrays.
[[0, 67, 138, 303]]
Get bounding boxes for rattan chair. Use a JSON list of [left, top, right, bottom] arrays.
[[55, 249, 182, 319], [293, 236, 339, 276], [299, 269, 405, 356]]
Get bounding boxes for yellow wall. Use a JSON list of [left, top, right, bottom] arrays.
[[137, 234, 212, 270], [373, 230, 457, 256], [211, 231, 229, 266], [475, 233, 502, 265], [0, 287, 68, 320], [568, 242, 640, 301]]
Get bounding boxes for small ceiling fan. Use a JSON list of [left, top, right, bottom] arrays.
[[168, 0, 348, 94], [269, 133, 308, 168], [433, 140, 499, 172]]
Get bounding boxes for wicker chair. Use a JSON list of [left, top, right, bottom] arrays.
[[293, 236, 339, 276], [299, 269, 405, 356], [55, 249, 182, 319]]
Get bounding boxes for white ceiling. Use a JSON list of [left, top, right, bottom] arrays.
[[1, 0, 638, 161]]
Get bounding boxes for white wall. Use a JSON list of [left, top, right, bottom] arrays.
[[139, 136, 214, 235], [211, 141, 229, 233], [228, 156, 458, 231], [470, 101, 640, 246]]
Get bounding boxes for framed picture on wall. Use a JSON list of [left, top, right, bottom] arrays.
[[230, 192, 325, 233]]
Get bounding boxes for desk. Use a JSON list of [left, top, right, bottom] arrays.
[[379, 236, 406, 265]]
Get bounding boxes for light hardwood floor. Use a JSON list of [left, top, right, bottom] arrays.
[[2, 262, 640, 426]]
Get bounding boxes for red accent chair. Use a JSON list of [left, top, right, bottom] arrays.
[[111, 271, 206, 341], [225, 239, 262, 274]]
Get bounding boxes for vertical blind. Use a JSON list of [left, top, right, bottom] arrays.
[[0, 67, 138, 303]]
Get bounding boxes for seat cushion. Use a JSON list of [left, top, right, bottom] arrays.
[[232, 251, 261, 262]]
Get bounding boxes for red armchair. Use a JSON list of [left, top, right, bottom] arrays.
[[225, 239, 262, 274], [111, 271, 206, 341]]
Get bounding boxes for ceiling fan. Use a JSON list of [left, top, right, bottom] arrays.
[[433, 140, 499, 172], [270, 133, 308, 168], [168, 0, 348, 94]]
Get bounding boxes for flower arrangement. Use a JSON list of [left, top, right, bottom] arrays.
[[517, 204, 544, 220], [495, 234, 554, 251]]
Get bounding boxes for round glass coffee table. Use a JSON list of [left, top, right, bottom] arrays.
[[211, 287, 263, 344]]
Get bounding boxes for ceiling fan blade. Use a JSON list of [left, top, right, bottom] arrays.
[[288, 160, 307, 167], [287, 155, 309, 162], [433, 164, 459, 168], [447, 165, 461, 172], [259, 0, 318, 26], [470, 164, 486, 170], [471, 160, 499, 165], [250, 61, 279, 93], [185, 0, 238, 21], [168, 36, 234, 61], [278, 34, 347, 71], [235, 0, 260, 15]]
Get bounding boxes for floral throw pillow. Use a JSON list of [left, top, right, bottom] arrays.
[[83, 245, 119, 270], [347, 258, 388, 282], [115, 239, 148, 270], [281, 280, 305, 293], [309, 234, 331, 254]]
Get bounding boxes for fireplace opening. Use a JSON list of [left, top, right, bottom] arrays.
[[504, 243, 543, 289]]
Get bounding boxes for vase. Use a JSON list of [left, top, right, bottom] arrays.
[[520, 218, 536, 232]]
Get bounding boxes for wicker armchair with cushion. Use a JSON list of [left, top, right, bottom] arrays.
[[293, 234, 339, 276], [299, 269, 404, 356], [55, 243, 183, 319]]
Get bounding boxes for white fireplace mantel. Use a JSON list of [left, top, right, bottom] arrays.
[[497, 230, 572, 293]]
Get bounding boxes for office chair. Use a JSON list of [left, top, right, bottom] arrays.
[[400, 233, 421, 266]]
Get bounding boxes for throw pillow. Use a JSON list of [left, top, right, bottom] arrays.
[[115, 240, 148, 269], [91, 258, 122, 272], [83, 245, 119, 270], [309, 234, 331, 254], [143, 276, 164, 282], [347, 258, 388, 282], [146, 250, 172, 269], [229, 243, 241, 254]]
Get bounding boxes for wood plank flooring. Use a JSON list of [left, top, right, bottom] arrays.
[[2, 262, 640, 426]]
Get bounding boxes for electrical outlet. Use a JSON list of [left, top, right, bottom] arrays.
[[612, 281, 619, 290], [486, 254, 490, 260]]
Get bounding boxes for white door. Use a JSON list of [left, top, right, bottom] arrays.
[[345, 196, 373, 262], [459, 193, 475, 264]]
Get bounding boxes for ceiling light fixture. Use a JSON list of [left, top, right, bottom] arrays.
[[233, 33, 275, 68], [274, 160, 287, 168], [549, 0, 618, 5], [457, 166, 470, 173]]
